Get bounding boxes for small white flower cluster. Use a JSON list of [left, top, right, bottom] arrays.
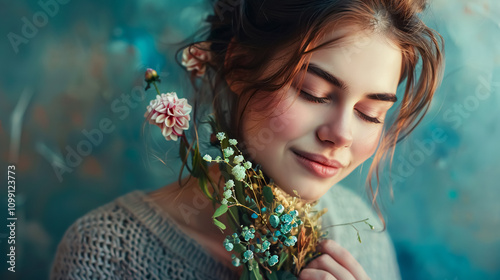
[[203, 132, 254, 186]]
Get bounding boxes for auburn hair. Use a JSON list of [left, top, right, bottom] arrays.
[[174, 0, 444, 227]]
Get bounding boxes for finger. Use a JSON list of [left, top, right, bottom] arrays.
[[299, 268, 338, 280], [317, 240, 370, 280], [307, 254, 355, 280]]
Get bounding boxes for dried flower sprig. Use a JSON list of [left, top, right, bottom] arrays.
[[203, 131, 327, 279]]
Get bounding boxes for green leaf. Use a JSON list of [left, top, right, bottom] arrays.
[[276, 251, 288, 270], [265, 270, 278, 280], [213, 204, 228, 218], [234, 243, 246, 253], [212, 218, 226, 230], [249, 261, 262, 280], [276, 271, 297, 280], [240, 266, 250, 280], [191, 144, 206, 178], [263, 185, 274, 204], [198, 175, 214, 201]]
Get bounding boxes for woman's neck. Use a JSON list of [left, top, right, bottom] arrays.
[[147, 163, 238, 271]]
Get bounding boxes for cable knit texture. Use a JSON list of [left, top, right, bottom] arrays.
[[50, 185, 400, 280]]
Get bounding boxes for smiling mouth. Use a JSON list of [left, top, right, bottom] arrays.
[[291, 150, 342, 178]]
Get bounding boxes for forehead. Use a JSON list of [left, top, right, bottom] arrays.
[[306, 26, 403, 92]]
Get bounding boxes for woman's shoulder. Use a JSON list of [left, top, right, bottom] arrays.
[[50, 190, 236, 280], [318, 184, 402, 280], [50, 190, 154, 279]]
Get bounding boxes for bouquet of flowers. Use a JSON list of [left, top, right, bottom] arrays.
[[142, 43, 373, 279]]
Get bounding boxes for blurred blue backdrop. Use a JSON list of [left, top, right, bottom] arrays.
[[0, 0, 499, 279]]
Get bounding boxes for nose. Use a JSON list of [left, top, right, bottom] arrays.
[[316, 108, 353, 148]]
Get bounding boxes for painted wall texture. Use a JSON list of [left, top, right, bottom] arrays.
[[0, 0, 499, 279]]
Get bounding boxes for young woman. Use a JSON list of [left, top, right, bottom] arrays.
[[51, 0, 443, 279]]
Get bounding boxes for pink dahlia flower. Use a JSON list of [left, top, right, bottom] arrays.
[[181, 42, 211, 77], [144, 92, 192, 141]]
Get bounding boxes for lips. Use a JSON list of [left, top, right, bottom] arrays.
[[291, 149, 344, 178]]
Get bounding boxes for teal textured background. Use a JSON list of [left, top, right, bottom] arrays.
[[0, 0, 499, 279]]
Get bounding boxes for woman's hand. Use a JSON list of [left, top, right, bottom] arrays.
[[298, 240, 370, 280]]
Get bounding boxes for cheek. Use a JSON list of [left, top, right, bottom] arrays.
[[242, 91, 309, 149], [352, 126, 383, 162]]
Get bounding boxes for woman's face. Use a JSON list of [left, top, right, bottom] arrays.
[[240, 27, 402, 202]]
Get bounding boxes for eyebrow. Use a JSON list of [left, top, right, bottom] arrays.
[[303, 63, 398, 103]]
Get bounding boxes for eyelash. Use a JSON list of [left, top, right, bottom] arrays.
[[299, 90, 382, 124]]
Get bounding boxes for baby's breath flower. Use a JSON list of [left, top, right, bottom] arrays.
[[215, 156, 221, 161], [223, 147, 234, 157], [231, 164, 246, 181], [223, 189, 232, 199], [221, 198, 228, 205], [229, 139, 238, 145], [225, 180, 235, 189], [216, 132, 226, 141], [232, 258, 241, 267], [233, 155, 244, 164], [243, 161, 252, 169], [203, 154, 212, 162]]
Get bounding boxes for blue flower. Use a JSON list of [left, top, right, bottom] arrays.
[[280, 214, 292, 224], [262, 240, 270, 251], [232, 233, 239, 239], [274, 230, 281, 237], [242, 228, 255, 241], [281, 223, 292, 234], [270, 215, 280, 228], [261, 207, 267, 213], [268, 255, 279, 266], [243, 250, 254, 260], [232, 258, 241, 267], [251, 213, 258, 219], [223, 239, 234, 251], [290, 210, 299, 217], [275, 204, 284, 215], [284, 236, 298, 247]]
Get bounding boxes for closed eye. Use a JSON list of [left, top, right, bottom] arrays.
[[355, 109, 382, 124], [300, 90, 383, 124], [299, 90, 330, 104]]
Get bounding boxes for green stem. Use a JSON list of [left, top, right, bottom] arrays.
[[153, 81, 160, 95], [323, 218, 370, 229]]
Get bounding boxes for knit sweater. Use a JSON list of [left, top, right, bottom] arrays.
[[50, 185, 401, 280]]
